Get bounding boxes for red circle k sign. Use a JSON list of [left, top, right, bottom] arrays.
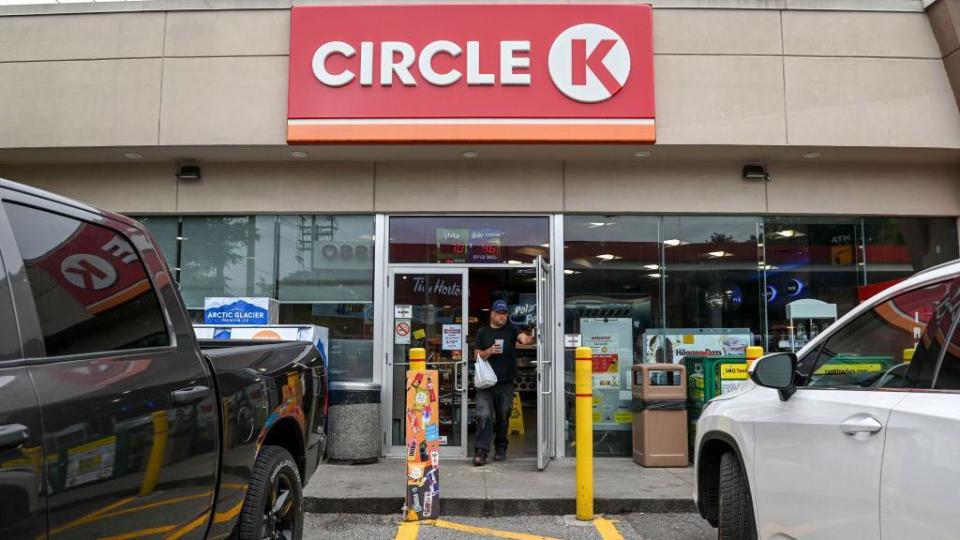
[[287, 4, 655, 144]]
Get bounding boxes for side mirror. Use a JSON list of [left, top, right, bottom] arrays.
[[750, 352, 798, 401]]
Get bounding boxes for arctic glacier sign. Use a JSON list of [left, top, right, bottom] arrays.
[[203, 297, 279, 325]]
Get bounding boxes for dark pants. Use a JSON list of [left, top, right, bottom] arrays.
[[474, 381, 514, 456]]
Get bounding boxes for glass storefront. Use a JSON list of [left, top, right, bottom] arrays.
[[133, 214, 377, 383], [563, 214, 958, 456], [135, 212, 958, 457]]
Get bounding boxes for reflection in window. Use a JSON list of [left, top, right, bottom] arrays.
[[179, 216, 277, 308], [864, 217, 959, 286], [764, 217, 862, 352], [662, 216, 763, 340], [4, 203, 169, 356], [389, 216, 549, 264], [563, 215, 660, 457], [278, 215, 374, 302], [800, 280, 955, 389], [135, 216, 179, 271]]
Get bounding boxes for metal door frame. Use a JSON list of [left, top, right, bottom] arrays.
[[535, 255, 555, 470], [383, 265, 470, 458]]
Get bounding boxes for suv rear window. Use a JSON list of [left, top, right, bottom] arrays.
[[4, 202, 169, 356], [799, 279, 957, 389]]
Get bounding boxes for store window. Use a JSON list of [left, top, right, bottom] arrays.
[[863, 217, 959, 287], [661, 216, 763, 358], [280, 303, 374, 381], [135, 216, 179, 271], [278, 214, 376, 381], [389, 216, 549, 264], [764, 217, 862, 353], [278, 215, 374, 302], [178, 216, 277, 309], [563, 215, 660, 456]]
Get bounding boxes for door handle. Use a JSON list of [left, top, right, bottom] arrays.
[[171, 386, 211, 406], [840, 416, 883, 435], [0, 423, 28, 450]]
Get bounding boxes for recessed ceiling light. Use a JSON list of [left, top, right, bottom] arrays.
[[772, 229, 806, 239], [507, 259, 522, 264], [633, 150, 651, 158], [648, 273, 662, 278], [663, 239, 685, 247], [803, 151, 822, 159], [564, 269, 578, 275], [540, 243, 550, 248], [643, 264, 660, 270], [596, 253, 618, 261], [123, 152, 143, 160], [462, 151, 479, 159], [290, 151, 309, 158], [706, 251, 733, 258], [587, 222, 614, 229]]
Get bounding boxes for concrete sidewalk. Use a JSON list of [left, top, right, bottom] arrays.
[[303, 458, 695, 516]]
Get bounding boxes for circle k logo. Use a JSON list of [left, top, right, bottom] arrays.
[[549, 23, 631, 103]]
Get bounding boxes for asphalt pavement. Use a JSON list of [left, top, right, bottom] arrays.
[[303, 512, 715, 539]]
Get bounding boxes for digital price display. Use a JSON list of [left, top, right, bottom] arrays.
[[469, 228, 502, 263], [436, 228, 468, 263], [435, 227, 504, 263]]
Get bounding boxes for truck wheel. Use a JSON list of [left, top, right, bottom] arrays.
[[238, 446, 303, 540], [718, 451, 757, 540]]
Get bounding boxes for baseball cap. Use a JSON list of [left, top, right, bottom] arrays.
[[491, 300, 509, 313]]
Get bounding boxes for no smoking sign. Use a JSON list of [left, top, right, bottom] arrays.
[[395, 319, 412, 345]]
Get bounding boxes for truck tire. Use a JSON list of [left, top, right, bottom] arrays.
[[718, 451, 757, 540], [238, 446, 303, 540]]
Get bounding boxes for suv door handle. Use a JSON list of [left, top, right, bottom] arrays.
[[171, 386, 211, 406], [0, 423, 28, 450], [840, 416, 883, 435]]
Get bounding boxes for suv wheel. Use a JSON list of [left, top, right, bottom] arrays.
[[238, 446, 304, 540], [718, 451, 757, 540]]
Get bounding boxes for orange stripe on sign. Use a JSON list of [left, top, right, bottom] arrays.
[[87, 280, 152, 315], [287, 122, 656, 144]]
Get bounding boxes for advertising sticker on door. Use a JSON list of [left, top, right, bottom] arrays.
[[287, 4, 654, 143]]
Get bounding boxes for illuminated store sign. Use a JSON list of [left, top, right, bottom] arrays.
[[287, 4, 655, 143]]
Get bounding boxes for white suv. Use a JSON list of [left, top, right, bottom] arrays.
[[694, 260, 960, 540]]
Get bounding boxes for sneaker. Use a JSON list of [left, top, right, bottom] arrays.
[[493, 450, 506, 462], [473, 452, 487, 467]]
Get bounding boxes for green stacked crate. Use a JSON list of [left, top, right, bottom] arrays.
[[683, 355, 748, 450]]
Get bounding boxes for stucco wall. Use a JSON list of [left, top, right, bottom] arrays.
[[3, 159, 959, 217], [0, 3, 958, 149]]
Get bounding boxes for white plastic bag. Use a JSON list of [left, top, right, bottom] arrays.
[[474, 352, 498, 389]]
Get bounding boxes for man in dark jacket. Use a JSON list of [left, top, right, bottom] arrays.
[[473, 299, 535, 466]]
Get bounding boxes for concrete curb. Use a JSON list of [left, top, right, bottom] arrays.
[[304, 496, 696, 516]]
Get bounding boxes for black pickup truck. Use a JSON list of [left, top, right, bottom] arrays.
[[0, 179, 327, 539]]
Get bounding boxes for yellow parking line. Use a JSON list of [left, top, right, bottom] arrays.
[[213, 500, 244, 523], [163, 513, 208, 540], [395, 520, 420, 540], [431, 519, 563, 540], [593, 517, 624, 540], [46, 496, 136, 537]]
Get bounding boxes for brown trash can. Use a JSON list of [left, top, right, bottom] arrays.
[[632, 363, 689, 467]]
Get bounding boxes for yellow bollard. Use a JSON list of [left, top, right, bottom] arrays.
[[140, 410, 169, 496], [410, 347, 426, 373], [745, 346, 764, 368], [575, 346, 594, 521]]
